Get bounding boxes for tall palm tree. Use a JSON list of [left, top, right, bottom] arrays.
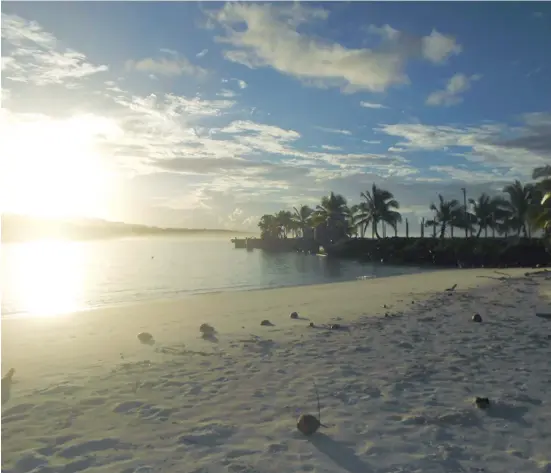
[[502, 180, 535, 237], [292, 205, 313, 238], [275, 210, 293, 238], [426, 194, 463, 238], [349, 203, 369, 238], [468, 193, 509, 238], [357, 184, 402, 238], [314, 192, 350, 242], [258, 214, 281, 239]]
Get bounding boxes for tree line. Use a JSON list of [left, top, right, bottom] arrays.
[[257, 165, 551, 240]]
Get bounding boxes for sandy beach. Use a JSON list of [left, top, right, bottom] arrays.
[[2, 268, 551, 473]]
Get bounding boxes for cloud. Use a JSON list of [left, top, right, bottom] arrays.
[[377, 114, 551, 177], [360, 101, 388, 109], [196, 49, 209, 57], [126, 52, 207, 78], [218, 88, 237, 98], [321, 145, 343, 151], [222, 78, 248, 89], [315, 126, 353, 136], [421, 30, 463, 64], [497, 112, 551, 155], [208, 3, 461, 93], [426, 73, 481, 106], [1, 13, 108, 86]]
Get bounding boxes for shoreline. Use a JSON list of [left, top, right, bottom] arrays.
[[1, 268, 532, 387], [1, 263, 434, 319]]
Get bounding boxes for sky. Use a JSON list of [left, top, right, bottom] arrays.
[[1, 2, 550, 232]]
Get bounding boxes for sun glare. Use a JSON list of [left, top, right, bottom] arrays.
[[5, 240, 85, 317], [1, 114, 120, 219]]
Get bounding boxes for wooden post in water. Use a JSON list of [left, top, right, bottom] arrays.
[[406, 218, 409, 238]]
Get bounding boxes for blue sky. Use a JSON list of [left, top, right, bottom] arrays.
[[1, 2, 550, 231]]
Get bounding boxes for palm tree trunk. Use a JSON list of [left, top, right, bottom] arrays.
[[440, 224, 446, 239], [374, 221, 381, 239], [476, 226, 482, 238]]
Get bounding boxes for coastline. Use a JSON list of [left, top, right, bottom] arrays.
[[1, 263, 432, 319], [1, 267, 532, 390], [2, 267, 550, 473]]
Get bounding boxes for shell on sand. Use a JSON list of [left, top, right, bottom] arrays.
[[137, 332, 154, 343], [199, 323, 215, 335], [290, 312, 299, 319], [472, 313, 482, 323], [297, 414, 320, 435], [475, 397, 490, 409]]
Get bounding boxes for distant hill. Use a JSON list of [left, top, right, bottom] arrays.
[[1, 214, 253, 243]]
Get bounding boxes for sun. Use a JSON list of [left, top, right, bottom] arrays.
[[1, 114, 120, 219]]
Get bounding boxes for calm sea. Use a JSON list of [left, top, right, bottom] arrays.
[[1, 237, 428, 317]]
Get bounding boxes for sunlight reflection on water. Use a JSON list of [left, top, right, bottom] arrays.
[[4, 240, 85, 317]]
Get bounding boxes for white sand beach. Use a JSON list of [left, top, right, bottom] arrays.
[[2, 268, 551, 473]]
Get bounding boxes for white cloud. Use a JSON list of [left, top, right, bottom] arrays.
[[360, 101, 388, 109], [363, 140, 381, 144], [426, 73, 481, 107], [1, 13, 108, 86], [222, 78, 248, 89], [126, 53, 207, 78], [209, 3, 461, 93], [367, 24, 400, 41], [377, 117, 550, 177], [321, 145, 343, 151], [315, 126, 353, 136], [421, 30, 463, 64], [196, 49, 209, 57], [218, 88, 237, 98]]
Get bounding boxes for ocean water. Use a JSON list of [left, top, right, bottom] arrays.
[[1, 237, 428, 317]]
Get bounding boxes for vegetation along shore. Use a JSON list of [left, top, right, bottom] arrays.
[[246, 165, 551, 268]]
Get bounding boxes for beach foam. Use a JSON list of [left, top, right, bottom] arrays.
[[2, 268, 550, 472]]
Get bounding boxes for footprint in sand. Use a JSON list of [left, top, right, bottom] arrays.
[[178, 424, 236, 447]]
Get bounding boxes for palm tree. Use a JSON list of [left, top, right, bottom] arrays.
[[314, 192, 350, 242], [349, 203, 369, 237], [468, 193, 509, 238], [275, 210, 293, 238], [292, 205, 314, 238], [258, 214, 281, 239], [426, 194, 463, 238], [533, 165, 551, 180], [357, 184, 402, 238], [502, 180, 535, 237]]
